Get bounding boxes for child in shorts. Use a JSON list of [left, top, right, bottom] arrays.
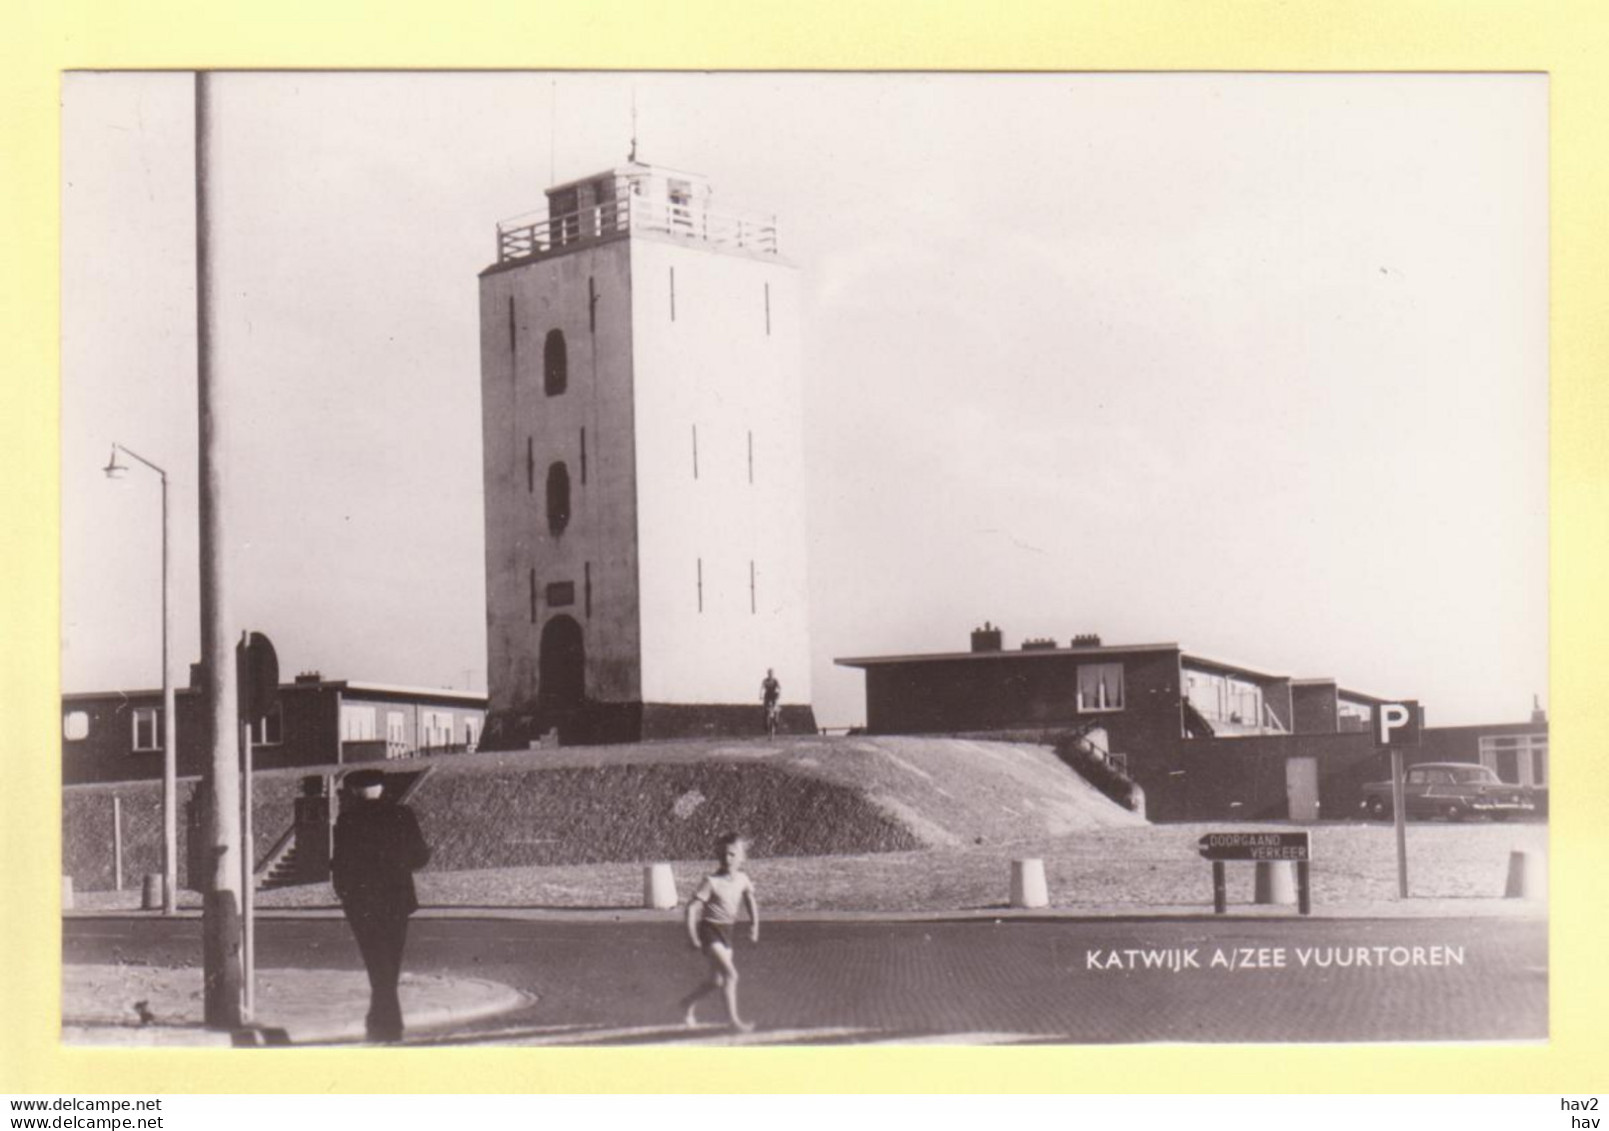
[[679, 832, 760, 1031]]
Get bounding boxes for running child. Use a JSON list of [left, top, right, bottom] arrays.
[[679, 832, 760, 1031]]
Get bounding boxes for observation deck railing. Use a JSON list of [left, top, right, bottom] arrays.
[[497, 195, 778, 264]]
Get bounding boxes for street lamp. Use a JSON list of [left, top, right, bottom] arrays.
[[103, 442, 177, 915]]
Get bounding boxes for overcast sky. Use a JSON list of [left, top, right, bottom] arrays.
[[60, 71, 1547, 728]]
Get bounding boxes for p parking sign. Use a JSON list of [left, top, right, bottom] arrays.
[[1375, 700, 1421, 747]]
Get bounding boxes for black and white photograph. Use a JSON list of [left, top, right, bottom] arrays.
[[58, 70, 1548, 1048]]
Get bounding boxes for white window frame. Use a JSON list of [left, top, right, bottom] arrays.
[[1076, 663, 1125, 713], [341, 704, 377, 743], [250, 702, 283, 746], [421, 710, 455, 748], [1479, 733, 1548, 787], [63, 710, 90, 742], [132, 706, 161, 752]]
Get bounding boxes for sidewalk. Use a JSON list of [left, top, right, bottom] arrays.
[[61, 965, 529, 1048]]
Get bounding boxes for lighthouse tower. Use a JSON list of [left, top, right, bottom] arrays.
[[477, 161, 814, 746]]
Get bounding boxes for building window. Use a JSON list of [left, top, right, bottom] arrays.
[[507, 296, 517, 355], [1185, 670, 1269, 729], [464, 718, 480, 753], [588, 276, 598, 332], [692, 425, 699, 479], [387, 710, 406, 744], [421, 710, 454, 750], [341, 705, 377, 743], [696, 557, 703, 612], [546, 581, 575, 607], [1076, 664, 1124, 712], [764, 282, 771, 336], [544, 329, 567, 396], [584, 561, 592, 617], [547, 462, 571, 535], [527, 437, 534, 494], [747, 430, 754, 484], [63, 710, 89, 742], [250, 703, 283, 746], [668, 178, 693, 226], [1480, 733, 1549, 787], [132, 707, 161, 752], [529, 568, 537, 623], [580, 427, 587, 484], [669, 267, 676, 321]]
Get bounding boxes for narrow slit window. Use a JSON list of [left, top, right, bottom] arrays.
[[692, 425, 699, 479], [696, 557, 703, 612], [529, 569, 537, 623], [747, 430, 754, 484], [526, 437, 534, 493], [508, 296, 517, 356], [669, 267, 676, 322], [584, 561, 592, 617], [544, 329, 567, 396], [588, 276, 597, 333], [547, 462, 571, 535], [764, 282, 770, 336], [580, 427, 587, 485]]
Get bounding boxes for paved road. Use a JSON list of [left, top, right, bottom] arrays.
[[64, 915, 1546, 1045]]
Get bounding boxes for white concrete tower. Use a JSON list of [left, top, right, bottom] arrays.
[[478, 161, 813, 746]]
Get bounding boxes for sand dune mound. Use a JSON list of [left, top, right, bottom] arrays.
[[405, 734, 1143, 868], [61, 735, 1145, 888]]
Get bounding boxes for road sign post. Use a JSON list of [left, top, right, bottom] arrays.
[[236, 630, 278, 1024], [1197, 832, 1312, 915], [1376, 701, 1421, 900]]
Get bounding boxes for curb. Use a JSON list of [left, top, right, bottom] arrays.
[[64, 900, 1545, 925]]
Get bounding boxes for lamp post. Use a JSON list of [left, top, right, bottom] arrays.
[[103, 442, 177, 915]]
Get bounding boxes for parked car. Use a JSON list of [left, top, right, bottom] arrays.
[[1361, 762, 1536, 822]]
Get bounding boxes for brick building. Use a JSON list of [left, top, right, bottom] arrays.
[[836, 625, 1527, 823], [61, 670, 485, 786]]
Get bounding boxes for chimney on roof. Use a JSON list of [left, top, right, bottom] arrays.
[[1021, 637, 1057, 651], [295, 671, 323, 685], [1531, 694, 1547, 725], [1072, 633, 1102, 648], [970, 622, 1003, 653]]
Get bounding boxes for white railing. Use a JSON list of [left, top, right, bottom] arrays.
[[497, 196, 778, 263]]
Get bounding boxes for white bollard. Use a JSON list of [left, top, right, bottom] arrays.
[[1504, 850, 1547, 899], [644, 863, 678, 910], [61, 876, 74, 911], [1253, 861, 1297, 905], [142, 873, 165, 911], [1010, 858, 1049, 909]]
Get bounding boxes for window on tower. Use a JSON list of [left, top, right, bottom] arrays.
[[547, 462, 571, 535], [544, 329, 567, 396]]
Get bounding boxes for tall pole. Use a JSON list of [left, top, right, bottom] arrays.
[[195, 70, 244, 1029], [104, 442, 177, 916], [157, 460, 176, 914]]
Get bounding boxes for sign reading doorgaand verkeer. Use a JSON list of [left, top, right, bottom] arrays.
[[1197, 832, 1311, 861]]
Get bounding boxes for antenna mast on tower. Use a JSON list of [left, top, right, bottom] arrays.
[[629, 86, 638, 163]]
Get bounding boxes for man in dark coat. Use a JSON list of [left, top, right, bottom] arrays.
[[331, 768, 431, 1043]]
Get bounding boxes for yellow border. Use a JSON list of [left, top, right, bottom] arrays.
[[5, 0, 1607, 1094]]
